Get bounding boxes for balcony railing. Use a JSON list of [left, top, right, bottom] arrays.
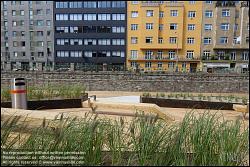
[[241, 1, 249, 7], [165, 2, 184, 7], [128, 56, 200, 61], [215, 1, 236, 7], [141, 2, 160, 7]]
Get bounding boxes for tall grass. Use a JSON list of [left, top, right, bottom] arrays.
[[1, 111, 249, 166]]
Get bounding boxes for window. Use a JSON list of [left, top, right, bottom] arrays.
[[47, 31, 51, 36], [159, 24, 163, 31], [131, 1, 139, 4], [12, 10, 16, 16], [83, 14, 96, 20], [146, 10, 154, 17], [46, 20, 51, 26], [112, 14, 125, 20], [3, 10, 7, 16], [145, 37, 153, 43], [159, 11, 164, 18], [204, 37, 211, 44], [205, 10, 213, 18], [20, 10, 24, 16], [70, 51, 82, 57], [145, 50, 153, 60], [146, 23, 153, 30], [131, 50, 138, 59], [112, 1, 125, 8], [157, 51, 163, 59], [84, 39, 97, 45], [55, 27, 69, 33], [222, 9, 230, 17], [158, 38, 163, 44], [186, 50, 194, 59], [46, 9, 51, 14], [235, 10, 239, 18], [37, 20, 44, 26], [246, 37, 249, 43], [112, 27, 125, 33], [131, 37, 138, 44], [188, 11, 196, 18], [22, 52, 25, 57], [241, 51, 249, 61], [112, 39, 125, 45], [168, 51, 176, 59], [170, 10, 178, 16], [169, 37, 177, 44], [189, 1, 195, 4], [221, 23, 229, 30], [112, 51, 125, 57], [234, 24, 238, 31], [220, 37, 228, 44], [69, 14, 82, 21], [131, 24, 138, 30], [56, 51, 69, 57], [37, 31, 43, 36], [217, 51, 225, 60], [4, 21, 8, 27], [170, 23, 177, 30], [70, 39, 82, 45], [37, 41, 44, 47], [98, 1, 111, 8], [55, 2, 68, 8], [131, 11, 138, 18], [13, 41, 18, 47], [20, 20, 24, 26], [187, 24, 195, 30], [205, 1, 213, 4], [247, 23, 249, 31], [69, 2, 82, 8], [21, 31, 25, 36], [98, 39, 111, 45], [204, 24, 212, 31], [98, 14, 111, 20], [203, 50, 211, 59], [12, 31, 17, 37], [145, 62, 152, 68], [12, 21, 17, 26], [158, 62, 163, 68], [83, 1, 97, 8], [14, 52, 18, 57], [231, 52, 236, 60], [37, 9, 42, 15], [187, 38, 195, 44], [56, 14, 69, 21], [21, 41, 25, 47], [168, 62, 175, 68]]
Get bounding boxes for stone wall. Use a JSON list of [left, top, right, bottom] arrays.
[[1, 71, 249, 93]]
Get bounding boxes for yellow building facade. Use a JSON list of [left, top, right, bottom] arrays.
[[127, 1, 203, 72]]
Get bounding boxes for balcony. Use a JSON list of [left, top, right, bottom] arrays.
[[215, 1, 236, 7], [241, 1, 249, 7], [165, 2, 184, 7], [141, 2, 160, 7], [128, 56, 200, 62]]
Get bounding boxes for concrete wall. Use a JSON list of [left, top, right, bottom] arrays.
[[1, 71, 249, 93]]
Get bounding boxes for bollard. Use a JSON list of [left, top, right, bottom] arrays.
[[10, 78, 27, 109]]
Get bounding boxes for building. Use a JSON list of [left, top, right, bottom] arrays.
[[53, 1, 127, 71], [1, 1, 54, 71], [201, 1, 249, 73], [127, 1, 203, 73]]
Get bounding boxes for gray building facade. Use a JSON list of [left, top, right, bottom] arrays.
[[53, 1, 127, 71], [1, 1, 54, 71]]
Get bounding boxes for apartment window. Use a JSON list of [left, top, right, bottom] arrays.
[[131, 24, 138, 30], [12, 21, 17, 26], [98, 14, 111, 20], [46, 9, 51, 14], [159, 11, 164, 18], [20, 10, 25, 16], [204, 37, 211, 44], [112, 27, 125, 33], [69, 14, 82, 21], [131, 11, 138, 18], [70, 39, 82, 45], [203, 50, 211, 59], [205, 1, 213, 4], [168, 51, 176, 59], [21, 31, 25, 36], [131, 37, 138, 44], [159, 24, 163, 31], [146, 37, 153, 43], [98, 1, 111, 8], [84, 39, 97, 45], [189, 1, 195, 4], [37, 9, 42, 15], [220, 37, 228, 44], [4, 21, 8, 27], [145, 62, 152, 68], [56, 14, 69, 21], [204, 24, 212, 31], [83, 14, 96, 20], [241, 52, 249, 61], [13, 41, 18, 47], [188, 24, 195, 30], [98, 39, 111, 45], [157, 51, 163, 59], [69, 2, 82, 8], [246, 37, 249, 43], [56, 51, 69, 57], [47, 31, 51, 36], [186, 50, 194, 59], [234, 24, 238, 31], [131, 1, 139, 4], [158, 38, 163, 44], [112, 39, 125, 45], [170, 23, 177, 30], [182, 62, 186, 69], [70, 51, 82, 57], [221, 23, 230, 30], [83, 2, 97, 8], [145, 50, 153, 59], [146, 10, 154, 17], [188, 11, 196, 18], [222, 9, 230, 17], [158, 62, 163, 68], [3, 10, 7, 16], [235, 10, 239, 18], [169, 37, 177, 44], [170, 10, 178, 17], [14, 52, 18, 57], [12, 31, 17, 37], [21, 41, 25, 47], [37, 20, 44, 26], [112, 1, 125, 8], [146, 23, 153, 30], [20, 20, 25, 26], [46, 20, 51, 26], [168, 62, 175, 68], [56, 26, 69, 33], [37, 31, 43, 36], [12, 10, 16, 16], [131, 50, 138, 59], [112, 51, 125, 57], [218, 51, 225, 60], [112, 14, 125, 20], [187, 38, 195, 44], [247, 23, 249, 31], [37, 41, 44, 47], [205, 10, 213, 18], [22, 52, 25, 57], [55, 2, 68, 8], [231, 52, 236, 60]]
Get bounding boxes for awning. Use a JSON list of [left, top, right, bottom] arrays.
[[205, 63, 230, 68]]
